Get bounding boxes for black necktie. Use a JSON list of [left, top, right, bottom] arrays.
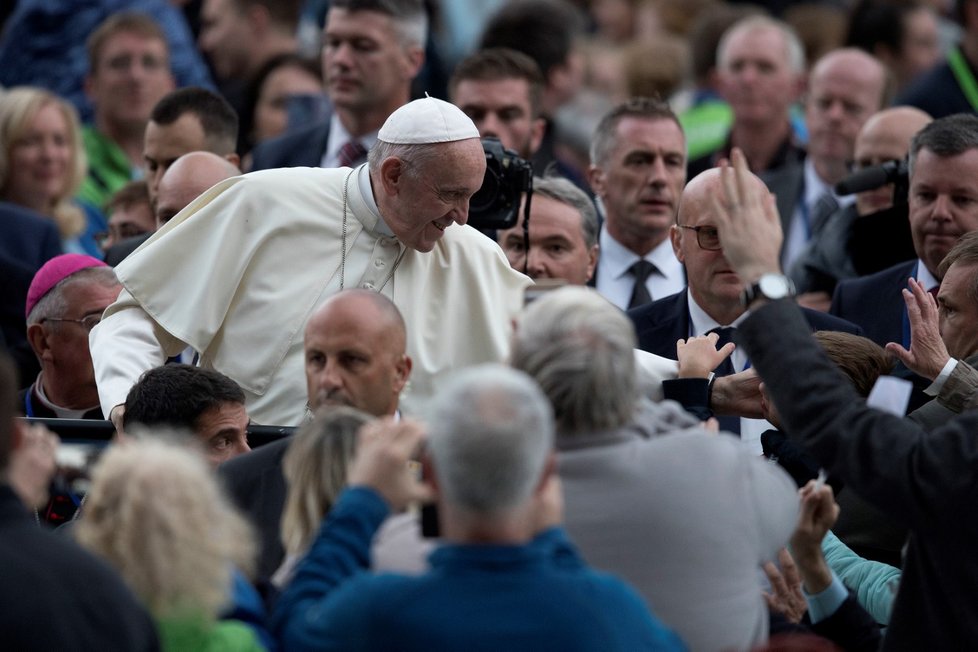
[[337, 140, 367, 168], [808, 192, 839, 236], [628, 260, 657, 309], [708, 326, 740, 435], [708, 326, 737, 377]]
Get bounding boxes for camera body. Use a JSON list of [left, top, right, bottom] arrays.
[[467, 137, 533, 231]]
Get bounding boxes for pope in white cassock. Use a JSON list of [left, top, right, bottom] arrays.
[[89, 97, 533, 425]]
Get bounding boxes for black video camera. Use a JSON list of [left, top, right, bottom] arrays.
[[467, 137, 533, 230]]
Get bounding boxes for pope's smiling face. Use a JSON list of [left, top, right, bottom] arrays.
[[377, 138, 487, 252]]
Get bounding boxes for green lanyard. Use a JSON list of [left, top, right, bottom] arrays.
[[947, 46, 978, 111]]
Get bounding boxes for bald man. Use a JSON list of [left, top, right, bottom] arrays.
[[221, 289, 412, 581], [155, 151, 242, 225], [628, 167, 860, 449], [791, 107, 932, 297], [104, 151, 242, 266], [764, 49, 888, 274]]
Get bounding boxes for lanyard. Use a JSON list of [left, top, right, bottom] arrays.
[[24, 390, 34, 418], [947, 46, 978, 112]]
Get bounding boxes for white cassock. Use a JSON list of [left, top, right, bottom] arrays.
[[90, 164, 533, 425]]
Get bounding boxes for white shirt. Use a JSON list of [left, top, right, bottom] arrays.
[[595, 225, 686, 310], [686, 291, 772, 455], [782, 159, 855, 271], [320, 113, 378, 169]]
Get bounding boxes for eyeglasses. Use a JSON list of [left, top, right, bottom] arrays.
[[42, 314, 102, 332], [678, 225, 721, 251]]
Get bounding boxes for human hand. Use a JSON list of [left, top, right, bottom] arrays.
[[348, 418, 433, 511], [885, 278, 949, 380], [8, 422, 59, 509], [710, 148, 784, 285], [676, 332, 735, 378], [788, 480, 839, 593], [710, 368, 764, 418], [763, 548, 807, 623]]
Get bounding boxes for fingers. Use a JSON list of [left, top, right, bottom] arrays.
[[718, 341, 736, 359], [778, 548, 801, 588], [763, 559, 789, 598], [885, 341, 913, 367]]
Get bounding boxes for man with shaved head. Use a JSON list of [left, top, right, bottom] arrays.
[[104, 152, 242, 266], [221, 289, 412, 582], [628, 166, 859, 448], [154, 151, 242, 225], [764, 48, 888, 276], [791, 106, 932, 297]]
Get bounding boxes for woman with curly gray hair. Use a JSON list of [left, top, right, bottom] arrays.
[[75, 437, 265, 651]]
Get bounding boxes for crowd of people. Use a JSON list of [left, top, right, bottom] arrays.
[[3, 0, 978, 650]]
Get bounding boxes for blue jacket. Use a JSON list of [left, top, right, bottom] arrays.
[[272, 487, 686, 652]]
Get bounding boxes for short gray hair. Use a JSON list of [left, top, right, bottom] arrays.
[[26, 267, 119, 326], [368, 140, 441, 179], [717, 16, 805, 75], [510, 286, 637, 436], [426, 364, 553, 514], [909, 113, 978, 177], [589, 97, 682, 168], [532, 176, 599, 249], [329, 0, 428, 47]]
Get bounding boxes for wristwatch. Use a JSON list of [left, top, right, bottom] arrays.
[[741, 273, 795, 307]]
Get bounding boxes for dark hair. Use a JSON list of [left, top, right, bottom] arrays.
[[229, 0, 304, 28], [105, 180, 150, 216], [909, 113, 978, 175], [0, 353, 16, 471], [814, 331, 894, 397], [479, 0, 584, 78], [590, 97, 682, 166], [938, 231, 978, 304], [450, 48, 545, 118], [123, 364, 245, 434], [87, 12, 168, 74], [239, 53, 322, 151], [150, 87, 239, 155]]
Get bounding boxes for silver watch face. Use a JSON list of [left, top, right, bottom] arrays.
[[758, 274, 792, 299]]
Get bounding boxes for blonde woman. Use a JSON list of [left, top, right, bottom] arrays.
[[0, 87, 104, 255], [274, 407, 431, 587], [75, 437, 265, 651]]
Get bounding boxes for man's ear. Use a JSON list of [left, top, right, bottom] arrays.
[[402, 45, 425, 80], [224, 153, 242, 171], [670, 224, 685, 262], [534, 452, 557, 494], [529, 117, 546, 155], [587, 165, 605, 198], [393, 354, 412, 394], [379, 156, 406, 197], [26, 323, 52, 363], [585, 243, 599, 283]]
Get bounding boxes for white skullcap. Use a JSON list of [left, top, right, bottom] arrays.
[[378, 95, 480, 144]]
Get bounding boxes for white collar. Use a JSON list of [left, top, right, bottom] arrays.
[[600, 224, 678, 281], [33, 372, 99, 419], [686, 290, 749, 336], [326, 114, 378, 164], [916, 258, 940, 291], [356, 163, 394, 236], [803, 158, 855, 209]]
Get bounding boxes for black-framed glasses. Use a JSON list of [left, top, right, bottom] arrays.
[[678, 225, 721, 251], [42, 315, 102, 332]]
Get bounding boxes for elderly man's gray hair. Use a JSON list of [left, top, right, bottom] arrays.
[[533, 176, 599, 249], [510, 286, 637, 435], [426, 364, 554, 514], [368, 140, 442, 179]]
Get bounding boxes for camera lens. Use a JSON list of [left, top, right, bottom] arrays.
[[470, 167, 500, 213]]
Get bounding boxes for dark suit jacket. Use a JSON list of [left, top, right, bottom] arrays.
[[0, 203, 62, 385], [0, 484, 159, 651], [760, 162, 803, 246], [103, 232, 151, 267], [249, 118, 331, 171], [830, 259, 916, 349], [628, 290, 862, 359], [219, 437, 291, 582], [740, 299, 978, 650]]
